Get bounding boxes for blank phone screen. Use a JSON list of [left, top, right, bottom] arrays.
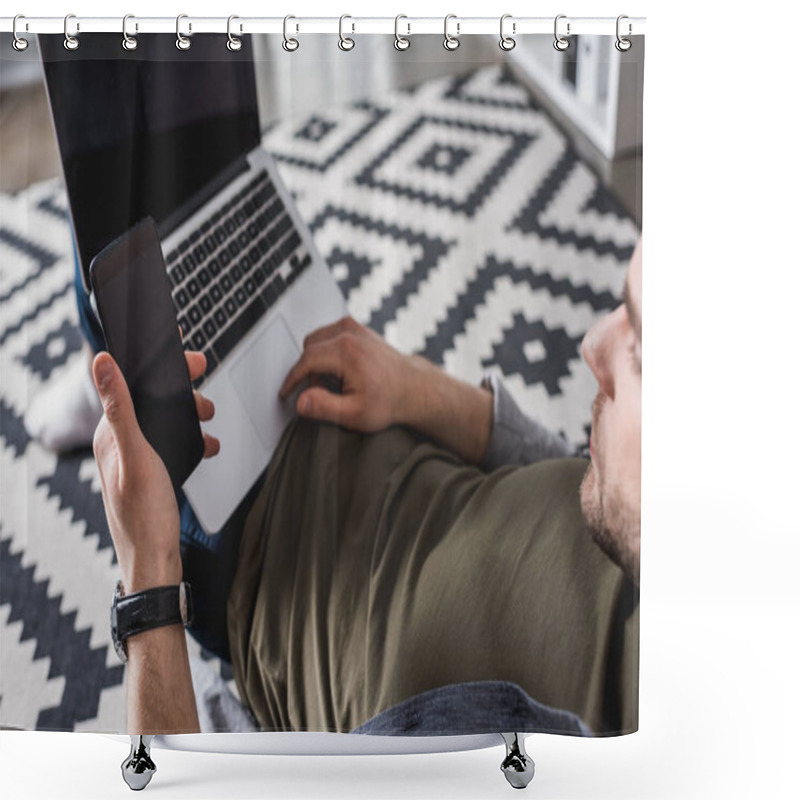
[[92, 219, 203, 490]]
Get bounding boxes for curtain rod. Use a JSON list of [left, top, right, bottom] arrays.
[[1, 16, 646, 37]]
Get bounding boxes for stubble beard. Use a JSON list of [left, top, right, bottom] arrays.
[[580, 458, 640, 585]]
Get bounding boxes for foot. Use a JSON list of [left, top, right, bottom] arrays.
[[500, 733, 535, 789], [121, 735, 157, 791], [24, 353, 103, 452]]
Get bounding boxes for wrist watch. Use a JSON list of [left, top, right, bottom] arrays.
[[110, 580, 193, 663]]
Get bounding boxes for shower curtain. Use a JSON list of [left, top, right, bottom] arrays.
[[0, 23, 643, 741]]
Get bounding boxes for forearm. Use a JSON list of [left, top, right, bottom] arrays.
[[126, 624, 200, 734], [91, 349, 212, 736], [123, 557, 200, 735], [402, 356, 493, 465]]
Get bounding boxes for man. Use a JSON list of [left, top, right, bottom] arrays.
[[93, 240, 642, 735], [580, 240, 642, 585]]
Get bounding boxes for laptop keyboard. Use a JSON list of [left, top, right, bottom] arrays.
[[164, 169, 312, 386]]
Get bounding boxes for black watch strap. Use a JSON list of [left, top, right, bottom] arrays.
[[113, 582, 193, 660]]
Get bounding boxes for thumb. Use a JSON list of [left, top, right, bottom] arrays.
[[92, 352, 144, 455]]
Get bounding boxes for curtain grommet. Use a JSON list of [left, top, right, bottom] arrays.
[[176, 13, 192, 51], [615, 15, 632, 52], [553, 14, 570, 51], [283, 15, 299, 52], [122, 14, 138, 51], [338, 14, 355, 51], [394, 14, 410, 51], [499, 14, 516, 51], [443, 14, 460, 51], [63, 13, 80, 51], [227, 15, 242, 52], [12, 15, 29, 51]]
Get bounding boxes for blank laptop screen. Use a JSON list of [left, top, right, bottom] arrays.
[[39, 33, 261, 289]]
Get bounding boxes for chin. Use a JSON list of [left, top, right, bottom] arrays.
[[579, 462, 640, 585], [579, 461, 600, 529]]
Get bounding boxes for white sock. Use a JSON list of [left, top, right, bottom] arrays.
[[24, 356, 103, 452]]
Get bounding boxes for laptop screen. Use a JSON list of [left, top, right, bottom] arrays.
[[39, 33, 261, 289]]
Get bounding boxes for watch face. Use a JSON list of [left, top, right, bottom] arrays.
[[113, 635, 128, 664], [178, 582, 185, 623], [110, 582, 127, 663], [179, 581, 193, 627]]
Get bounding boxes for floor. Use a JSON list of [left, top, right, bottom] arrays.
[[0, 80, 61, 193]]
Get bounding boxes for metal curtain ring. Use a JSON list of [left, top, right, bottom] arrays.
[[499, 14, 516, 51], [12, 15, 29, 51], [227, 15, 242, 51], [394, 14, 410, 51], [338, 14, 355, 51], [616, 14, 632, 52], [283, 15, 299, 52], [63, 13, 80, 51], [122, 14, 138, 51], [176, 14, 191, 50], [443, 14, 460, 51], [553, 14, 570, 51]]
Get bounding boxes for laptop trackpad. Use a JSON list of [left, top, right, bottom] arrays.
[[230, 315, 301, 451]]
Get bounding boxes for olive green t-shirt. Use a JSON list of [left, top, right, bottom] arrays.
[[227, 419, 638, 735]]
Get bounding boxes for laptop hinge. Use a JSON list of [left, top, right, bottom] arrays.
[[157, 154, 250, 242]]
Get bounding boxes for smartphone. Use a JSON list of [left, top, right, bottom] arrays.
[[90, 217, 204, 492]]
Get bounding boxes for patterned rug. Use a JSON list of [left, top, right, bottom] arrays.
[[0, 65, 638, 732]]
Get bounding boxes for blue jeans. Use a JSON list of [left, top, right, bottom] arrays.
[[74, 241, 246, 663], [353, 681, 590, 736]]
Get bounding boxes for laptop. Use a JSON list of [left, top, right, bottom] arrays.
[[39, 33, 347, 533]]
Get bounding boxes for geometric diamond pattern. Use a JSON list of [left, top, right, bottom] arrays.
[[481, 313, 583, 396], [0, 64, 639, 732], [356, 115, 536, 217], [294, 114, 338, 144], [416, 143, 473, 176]]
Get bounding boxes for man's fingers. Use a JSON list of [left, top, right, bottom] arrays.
[[203, 432, 220, 459], [185, 351, 207, 382], [194, 391, 215, 423], [280, 340, 343, 399], [193, 387, 217, 457], [91, 353, 144, 458], [296, 387, 359, 426], [302, 316, 361, 350]]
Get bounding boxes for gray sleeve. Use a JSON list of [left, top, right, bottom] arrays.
[[480, 372, 575, 471]]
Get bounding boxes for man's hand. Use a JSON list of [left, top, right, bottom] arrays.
[[279, 316, 426, 432], [279, 317, 494, 464], [92, 350, 218, 594]]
